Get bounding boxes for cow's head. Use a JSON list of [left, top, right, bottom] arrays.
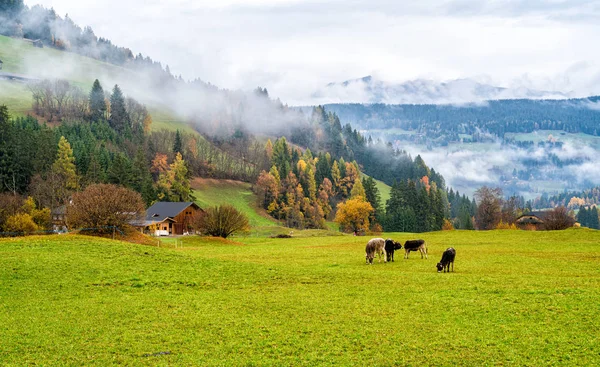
[[394, 241, 402, 250], [366, 253, 374, 264], [436, 263, 443, 272]]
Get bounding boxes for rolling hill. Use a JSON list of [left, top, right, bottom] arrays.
[[0, 35, 191, 132]]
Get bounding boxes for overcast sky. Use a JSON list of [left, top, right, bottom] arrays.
[[27, 0, 600, 104]]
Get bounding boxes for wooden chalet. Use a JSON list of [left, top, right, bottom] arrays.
[[133, 202, 201, 236], [515, 211, 547, 230]]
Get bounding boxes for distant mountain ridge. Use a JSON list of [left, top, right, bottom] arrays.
[[314, 75, 569, 104]]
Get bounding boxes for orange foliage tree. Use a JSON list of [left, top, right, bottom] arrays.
[[334, 198, 374, 233]]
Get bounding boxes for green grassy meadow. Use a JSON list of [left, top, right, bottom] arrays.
[[192, 178, 277, 228], [1, 229, 599, 365]]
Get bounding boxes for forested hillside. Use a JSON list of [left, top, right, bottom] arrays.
[[0, 0, 476, 235], [324, 99, 600, 144]]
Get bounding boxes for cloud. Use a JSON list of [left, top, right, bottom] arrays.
[[23, 0, 600, 105]]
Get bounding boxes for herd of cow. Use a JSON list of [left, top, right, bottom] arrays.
[[365, 238, 456, 273]]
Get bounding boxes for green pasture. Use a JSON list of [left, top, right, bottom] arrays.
[[192, 179, 277, 228], [1, 229, 599, 365]]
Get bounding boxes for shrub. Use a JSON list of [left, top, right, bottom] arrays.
[[442, 219, 455, 231], [67, 184, 145, 232], [495, 220, 517, 230], [198, 205, 250, 238], [4, 213, 38, 234]]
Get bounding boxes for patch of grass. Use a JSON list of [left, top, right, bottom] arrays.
[[0, 80, 31, 117], [1, 229, 599, 365], [192, 178, 277, 228]]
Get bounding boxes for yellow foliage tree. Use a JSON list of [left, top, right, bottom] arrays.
[[334, 198, 374, 233]]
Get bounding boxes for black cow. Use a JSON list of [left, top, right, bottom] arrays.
[[403, 239, 427, 259], [436, 247, 456, 273], [384, 239, 402, 262]]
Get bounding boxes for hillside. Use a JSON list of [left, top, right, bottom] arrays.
[[321, 101, 600, 198], [0, 35, 191, 132], [1, 230, 599, 365], [191, 178, 276, 228]]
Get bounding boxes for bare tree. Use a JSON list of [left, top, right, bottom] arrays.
[[544, 207, 576, 230], [474, 186, 503, 230], [197, 205, 249, 238], [67, 184, 145, 232]]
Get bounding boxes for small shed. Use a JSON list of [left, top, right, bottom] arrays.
[[32, 39, 43, 48]]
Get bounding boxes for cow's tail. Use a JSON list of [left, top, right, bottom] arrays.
[[424, 241, 428, 259]]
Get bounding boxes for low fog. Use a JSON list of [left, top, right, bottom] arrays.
[[398, 139, 600, 198]]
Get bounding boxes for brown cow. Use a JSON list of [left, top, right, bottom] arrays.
[[365, 238, 386, 264]]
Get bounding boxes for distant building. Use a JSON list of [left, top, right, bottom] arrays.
[[515, 211, 547, 230], [132, 202, 202, 236], [32, 39, 43, 48], [51, 205, 68, 233], [0, 59, 3, 70]]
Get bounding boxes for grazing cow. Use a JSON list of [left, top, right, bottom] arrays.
[[384, 239, 402, 262], [403, 239, 428, 259], [436, 247, 456, 273], [365, 238, 386, 264]]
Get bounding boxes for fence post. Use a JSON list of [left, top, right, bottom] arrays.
[[112, 226, 115, 240]]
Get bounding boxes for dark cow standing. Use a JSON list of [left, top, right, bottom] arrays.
[[384, 239, 402, 262], [436, 247, 456, 273], [403, 239, 428, 259]]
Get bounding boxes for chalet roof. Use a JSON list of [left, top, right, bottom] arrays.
[[0, 59, 3, 63], [144, 202, 200, 222], [516, 211, 548, 224]]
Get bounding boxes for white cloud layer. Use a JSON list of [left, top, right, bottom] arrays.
[[26, 0, 600, 104]]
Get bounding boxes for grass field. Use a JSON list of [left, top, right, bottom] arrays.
[[1, 229, 599, 365]]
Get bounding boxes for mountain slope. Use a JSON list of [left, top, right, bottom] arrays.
[[0, 35, 191, 132]]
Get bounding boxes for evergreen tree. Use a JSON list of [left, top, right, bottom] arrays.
[[173, 129, 183, 155], [89, 79, 106, 122], [107, 152, 133, 188], [109, 85, 129, 133], [589, 207, 600, 229]]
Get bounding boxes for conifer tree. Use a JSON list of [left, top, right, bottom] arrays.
[[173, 129, 183, 155], [52, 136, 78, 191], [89, 79, 106, 122], [109, 85, 129, 133]]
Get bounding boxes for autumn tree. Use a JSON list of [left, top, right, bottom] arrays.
[[474, 186, 503, 230], [67, 184, 145, 232], [335, 198, 374, 233], [157, 153, 193, 202], [197, 204, 250, 238], [544, 206, 576, 230]]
